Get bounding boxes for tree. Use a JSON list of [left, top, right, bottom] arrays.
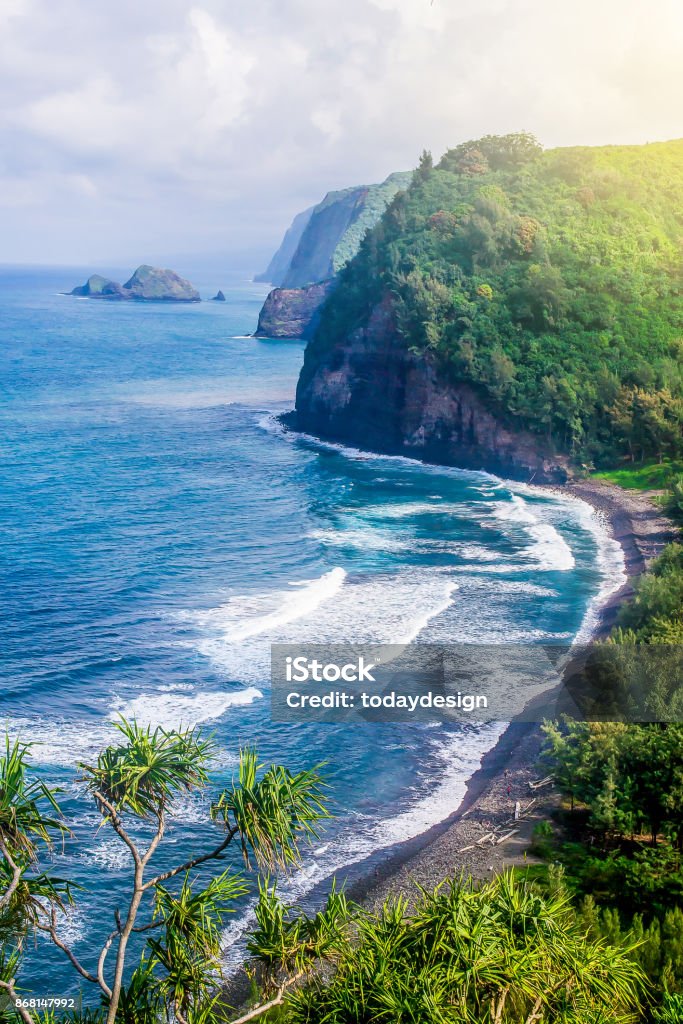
[[0, 722, 329, 1024]]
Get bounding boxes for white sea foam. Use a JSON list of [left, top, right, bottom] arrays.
[[83, 842, 131, 872], [2, 716, 118, 768], [310, 526, 409, 553], [183, 568, 458, 682], [203, 567, 346, 643], [490, 495, 575, 571], [112, 685, 263, 730]]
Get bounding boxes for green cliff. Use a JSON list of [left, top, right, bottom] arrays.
[[295, 135, 683, 476], [282, 172, 412, 288]]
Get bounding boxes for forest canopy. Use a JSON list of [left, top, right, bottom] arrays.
[[315, 133, 683, 467]]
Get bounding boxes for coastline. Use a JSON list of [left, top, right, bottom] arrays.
[[333, 477, 677, 910]]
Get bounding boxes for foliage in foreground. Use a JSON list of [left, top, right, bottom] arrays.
[[541, 540, 683, 1015], [0, 723, 328, 1024], [246, 872, 645, 1023]]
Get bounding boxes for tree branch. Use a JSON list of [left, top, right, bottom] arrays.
[[229, 971, 305, 1024], [36, 908, 100, 986], [0, 977, 36, 1024], [141, 811, 165, 868], [142, 827, 238, 891], [97, 928, 117, 999], [0, 837, 23, 911], [93, 792, 141, 867]]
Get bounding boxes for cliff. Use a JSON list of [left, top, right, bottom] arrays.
[[254, 172, 411, 340], [281, 172, 411, 289], [68, 266, 200, 302], [292, 134, 683, 479], [254, 281, 333, 339], [255, 206, 314, 285], [293, 295, 570, 483]]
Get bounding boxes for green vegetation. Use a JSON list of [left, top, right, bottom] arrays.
[[314, 133, 683, 468], [283, 173, 412, 288], [593, 460, 683, 491], [0, 723, 328, 1024], [247, 873, 644, 1023], [539, 541, 683, 1015]]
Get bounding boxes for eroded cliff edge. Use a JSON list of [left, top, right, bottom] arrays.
[[292, 297, 570, 484], [254, 281, 333, 339]]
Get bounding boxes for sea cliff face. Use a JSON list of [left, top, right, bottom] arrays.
[[294, 297, 570, 483], [254, 172, 410, 339], [254, 281, 333, 339]]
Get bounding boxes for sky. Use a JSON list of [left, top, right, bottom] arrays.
[[2, 0, 683, 271]]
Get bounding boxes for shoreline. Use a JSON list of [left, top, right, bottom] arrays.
[[326, 477, 677, 909]]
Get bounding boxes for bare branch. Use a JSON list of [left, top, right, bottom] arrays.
[[0, 836, 23, 911], [93, 791, 141, 867], [143, 827, 238, 891], [174, 1002, 189, 1024], [141, 811, 165, 868], [0, 978, 35, 1024], [36, 907, 100, 986], [97, 928, 117, 999], [229, 971, 305, 1024], [132, 919, 164, 934]]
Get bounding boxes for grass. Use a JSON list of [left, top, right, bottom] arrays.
[[593, 460, 683, 491]]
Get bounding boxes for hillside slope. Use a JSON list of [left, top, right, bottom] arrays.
[[294, 135, 683, 480]]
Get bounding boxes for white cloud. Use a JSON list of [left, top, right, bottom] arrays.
[[0, 0, 682, 264]]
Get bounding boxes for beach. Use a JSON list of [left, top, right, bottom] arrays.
[[346, 478, 677, 910]]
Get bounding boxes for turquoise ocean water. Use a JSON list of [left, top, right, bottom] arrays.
[[0, 267, 624, 996]]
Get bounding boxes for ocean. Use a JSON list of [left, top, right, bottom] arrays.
[[0, 266, 625, 997]]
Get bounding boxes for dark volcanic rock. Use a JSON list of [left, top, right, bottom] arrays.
[[122, 265, 200, 302], [294, 296, 570, 484], [254, 281, 334, 339], [212, 290, 226, 301]]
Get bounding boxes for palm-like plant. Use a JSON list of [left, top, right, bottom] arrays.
[[279, 872, 646, 1024], [1, 722, 329, 1024], [0, 738, 69, 1022], [212, 748, 329, 871]]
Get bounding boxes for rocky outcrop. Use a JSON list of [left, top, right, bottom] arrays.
[[254, 173, 411, 338], [293, 296, 570, 484], [68, 266, 200, 302], [212, 290, 226, 301], [122, 265, 200, 302], [69, 274, 124, 298], [254, 281, 334, 339]]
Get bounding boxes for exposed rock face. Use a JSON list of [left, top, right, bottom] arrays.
[[254, 281, 334, 339], [212, 290, 226, 301], [282, 173, 411, 288], [254, 173, 411, 338], [122, 265, 200, 302], [67, 266, 200, 302], [69, 274, 124, 298], [293, 297, 570, 484], [255, 206, 315, 284]]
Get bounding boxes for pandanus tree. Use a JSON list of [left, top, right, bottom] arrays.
[[0, 720, 329, 1024], [249, 871, 646, 1024]]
